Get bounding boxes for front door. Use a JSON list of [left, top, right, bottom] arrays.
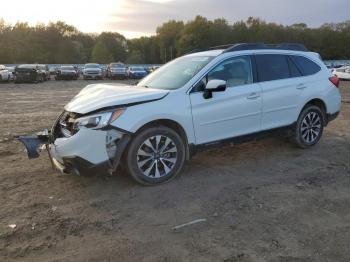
[[190, 55, 262, 145]]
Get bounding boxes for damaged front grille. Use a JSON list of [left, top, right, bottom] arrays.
[[52, 111, 81, 139]]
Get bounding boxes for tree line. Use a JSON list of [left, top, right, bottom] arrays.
[[0, 16, 349, 64]]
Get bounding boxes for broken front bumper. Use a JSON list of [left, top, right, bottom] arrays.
[[18, 126, 131, 175]]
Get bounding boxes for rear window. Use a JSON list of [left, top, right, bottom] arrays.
[[256, 55, 290, 82], [289, 55, 321, 76]]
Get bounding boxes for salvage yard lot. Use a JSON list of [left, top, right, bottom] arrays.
[[0, 80, 350, 262]]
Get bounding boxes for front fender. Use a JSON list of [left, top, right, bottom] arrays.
[[111, 93, 196, 144]]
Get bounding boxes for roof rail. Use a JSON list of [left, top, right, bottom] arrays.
[[186, 43, 308, 55], [186, 44, 236, 55], [223, 43, 308, 53], [207, 44, 236, 50]]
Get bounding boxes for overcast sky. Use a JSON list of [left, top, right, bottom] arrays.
[[1, 0, 349, 38]]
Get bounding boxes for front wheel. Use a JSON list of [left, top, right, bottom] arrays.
[[125, 126, 186, 185], [293, 105, 325, 148]]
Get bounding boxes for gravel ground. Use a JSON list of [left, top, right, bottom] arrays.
[[0, 79, 350, 262]]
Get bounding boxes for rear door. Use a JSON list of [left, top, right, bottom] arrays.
[[256, 54, 302, 130]]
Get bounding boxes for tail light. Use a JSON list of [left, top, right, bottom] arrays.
[[329, 76, 340, 88]]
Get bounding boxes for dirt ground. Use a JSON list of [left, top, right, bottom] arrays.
[[0, 79, 349, 262]]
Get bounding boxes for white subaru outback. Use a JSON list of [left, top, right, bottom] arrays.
[[18, 43, 341, 185]]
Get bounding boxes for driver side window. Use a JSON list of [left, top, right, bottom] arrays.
[[208, 56, 253, 88]]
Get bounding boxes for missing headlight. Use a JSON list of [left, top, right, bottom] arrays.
[[105, 130, 123, 161]]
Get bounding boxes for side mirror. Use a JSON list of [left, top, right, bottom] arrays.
[[203, 79, 226, 99]]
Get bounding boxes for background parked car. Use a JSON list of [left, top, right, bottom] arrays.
[[127, 66, 148, 79], [82, 63, 103, 80], [15, 64, 42, 83], [101, 65, 108, 78], [49, 67, 57, 76], [55, 65, 78, 80], [38, 64, 50, 81], [0, 65, 12, 82], [5, 66, 15, 81], [107, 62, 128, 79], [333, 66, 350, 80], [73, 66, 80, 78], [149, 65, 161, 73]]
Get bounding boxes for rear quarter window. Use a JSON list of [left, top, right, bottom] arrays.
[[256, 54, 290, 82], [289, 55, 321, 76], [287, 57, 302, 78]]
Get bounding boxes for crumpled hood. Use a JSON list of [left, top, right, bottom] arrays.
[[65, 83, 169, 114]]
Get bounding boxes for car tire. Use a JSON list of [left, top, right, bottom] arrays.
[[293, 105, 325, 149], [125, 126, 186, 185]]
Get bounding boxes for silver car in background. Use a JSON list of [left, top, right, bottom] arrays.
[[82, 63, 103, 80], [107, 62, 128, 79]]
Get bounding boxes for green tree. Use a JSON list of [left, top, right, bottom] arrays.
[[98, 32, 127, 62], [157, 20, 184, 60], [126, 50, 143, 64], [178, 16, 212, 54], [0, 17, 350, 64], [90, 40, 113, 63]]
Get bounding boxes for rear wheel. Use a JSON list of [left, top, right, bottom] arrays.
[[293, 105, 325, 148], [125, 126, 186, 185]]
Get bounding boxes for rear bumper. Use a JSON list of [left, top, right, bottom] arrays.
[[57, 74, 77, 80], [84, 75, 102, 79], [15, 75, 37, 82], [129, 73, 147, 79], [110, 72, 127, 77]]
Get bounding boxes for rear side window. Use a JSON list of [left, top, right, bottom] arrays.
[[256, 55, 290, 82], [287, 57, 302, 77], [289, 55, 321, 76]]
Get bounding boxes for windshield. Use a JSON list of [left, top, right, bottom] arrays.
[[137, 55, 214, 90], [85, 64, 99, 68], [18, 64, 36, 69], [111, 63, 124, 68], [61, 66, 75, 70], [131, 67, 144, 71]]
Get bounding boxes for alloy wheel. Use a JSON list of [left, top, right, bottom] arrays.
[[300, 111, 322, 144], [137, 135, 178, 178]]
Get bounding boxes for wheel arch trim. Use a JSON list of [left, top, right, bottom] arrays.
[[131, 118, 192, 160]]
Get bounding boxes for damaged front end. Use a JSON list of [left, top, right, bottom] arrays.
[[17, 110, 131, 176], [17, 129, 50, 159]]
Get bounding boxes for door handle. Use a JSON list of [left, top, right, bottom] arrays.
[[296, 84, 307, 89], [247, 92, 260, 99]]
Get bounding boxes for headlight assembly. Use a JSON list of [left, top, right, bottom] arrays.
[[73, 108, 125, 130]]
